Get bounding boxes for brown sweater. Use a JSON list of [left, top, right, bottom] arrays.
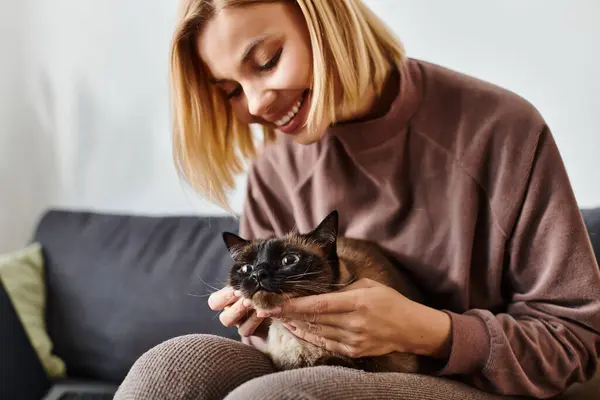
[[238, 58, 600, 398]]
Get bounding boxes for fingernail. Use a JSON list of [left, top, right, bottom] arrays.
[[257, 311, 270, 318], [233, 290, 242, 297], [268, 307, 282, 315], [243, 299, 252, 307]]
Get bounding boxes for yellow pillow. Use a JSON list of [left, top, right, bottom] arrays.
[[0, 242, 66, 379]]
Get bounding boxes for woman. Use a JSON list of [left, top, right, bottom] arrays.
[[115, 1, 600, 399]]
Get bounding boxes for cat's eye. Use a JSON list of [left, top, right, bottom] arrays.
[[282, 254, 300, 266], [240, 264, 253, 274]]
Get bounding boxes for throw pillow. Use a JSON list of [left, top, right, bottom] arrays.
[[0, 243, 66, 379]]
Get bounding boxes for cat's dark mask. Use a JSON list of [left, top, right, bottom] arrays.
[[221, 210, 340, 310]]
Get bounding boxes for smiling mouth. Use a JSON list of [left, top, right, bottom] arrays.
[[275, 90, 308, 128]]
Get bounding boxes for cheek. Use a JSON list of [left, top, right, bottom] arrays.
[[228, 272, 241, 288], [230, 100, 253, 124], [274, 47, 312, 89], [229, 269, 250, 288]]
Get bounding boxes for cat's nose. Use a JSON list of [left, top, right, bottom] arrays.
[[251, 263, 270, 284]]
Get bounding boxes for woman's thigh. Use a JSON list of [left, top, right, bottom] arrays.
[[114, 334, 275, 400], [224, 365, 523, 400]]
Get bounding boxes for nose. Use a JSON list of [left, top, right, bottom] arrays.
[[246, 87, 272, 118], [251, 263, 270, 284]]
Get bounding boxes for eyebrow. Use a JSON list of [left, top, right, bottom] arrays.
[[209, 35, 270, 84]]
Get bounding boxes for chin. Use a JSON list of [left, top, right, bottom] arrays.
[[283, 126, 326, 145], [251, 291, 285, 312]]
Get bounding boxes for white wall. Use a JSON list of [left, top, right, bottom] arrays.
[[1, 0, 599, 253], [367, 0, 600, 209]]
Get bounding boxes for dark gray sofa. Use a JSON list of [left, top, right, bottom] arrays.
[[1, 206, 599, 399]]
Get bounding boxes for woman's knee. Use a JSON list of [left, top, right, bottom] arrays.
[[224, 366, 344, 400], [114, 333, 274, 400], [224, 365, 518, 400]]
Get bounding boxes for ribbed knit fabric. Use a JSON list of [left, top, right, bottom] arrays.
[[223, 365, 524, 400], [113, 334, 274, 400], [113, 334, 524, 400]]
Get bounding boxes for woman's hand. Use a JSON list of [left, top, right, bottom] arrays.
[[208, 286, 270, 350], [259, 278, 453, 360]]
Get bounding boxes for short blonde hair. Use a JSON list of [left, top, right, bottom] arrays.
[[169, 0, 406, 212]]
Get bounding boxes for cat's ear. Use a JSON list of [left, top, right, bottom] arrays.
[[222, 232, 249, 256], [308, 210, 339, 245]]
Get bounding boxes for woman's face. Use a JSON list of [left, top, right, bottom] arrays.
[[197, 2, 321, 144]]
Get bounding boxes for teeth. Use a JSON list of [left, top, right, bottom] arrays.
[[276, 96, 305, 127]]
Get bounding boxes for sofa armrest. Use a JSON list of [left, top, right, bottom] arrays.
[[0, 278, 51, 400]]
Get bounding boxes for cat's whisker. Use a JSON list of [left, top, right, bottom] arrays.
[[286, 271, 322, 279], [283, 280, 329, 286], [283, 283, 337, 292], [196, 275, 226, 293], [186, 292, 214, 298], [285, 279, 330, 285]]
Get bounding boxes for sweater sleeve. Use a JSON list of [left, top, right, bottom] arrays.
[[436, 126, 600, 398]]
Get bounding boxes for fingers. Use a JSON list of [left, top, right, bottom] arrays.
[[209, 287, 268, 337], [338, 278, 378, 292], [237, 310, 265, 337], [282, 319, 352, 343], [208, 286, 242, 311], [219, 297, 253, 328], [271, 311, 350, 328], [267, 290, 358, 317], [283, 322, 355, 357]]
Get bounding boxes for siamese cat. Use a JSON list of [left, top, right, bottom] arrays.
[[222, 210, 428, 374]]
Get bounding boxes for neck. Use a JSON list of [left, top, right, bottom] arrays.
[[334, 64, 397, 126]]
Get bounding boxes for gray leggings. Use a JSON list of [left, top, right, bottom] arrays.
[[113, 334, 591, 400]]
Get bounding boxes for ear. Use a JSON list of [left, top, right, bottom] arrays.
[[222, 232, 249, 256], [307, 210, 339, 245]]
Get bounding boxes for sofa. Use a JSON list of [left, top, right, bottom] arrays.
[[1, 207, 599, 400]]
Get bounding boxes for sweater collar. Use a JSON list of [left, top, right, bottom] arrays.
[[325, 58, 423, 150]]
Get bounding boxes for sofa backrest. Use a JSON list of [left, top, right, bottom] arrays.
[[33, 209, 240, 384], [32, 207, 600, 384]]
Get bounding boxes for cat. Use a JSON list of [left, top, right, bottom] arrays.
[[221, 210, 429, 374]]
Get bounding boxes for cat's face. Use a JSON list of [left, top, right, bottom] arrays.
[[222, 211, 340, 311]]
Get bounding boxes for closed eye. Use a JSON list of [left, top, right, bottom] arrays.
[[224, 47, 283, 99], [258, 47, 283, 72], [226, 85, 242, 99]]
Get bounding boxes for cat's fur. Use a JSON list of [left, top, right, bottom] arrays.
[[222, 210, 428, 374]]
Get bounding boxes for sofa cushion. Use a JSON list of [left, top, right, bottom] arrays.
[[33, 209, 240, 384], [0, 243, 66, 379]]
